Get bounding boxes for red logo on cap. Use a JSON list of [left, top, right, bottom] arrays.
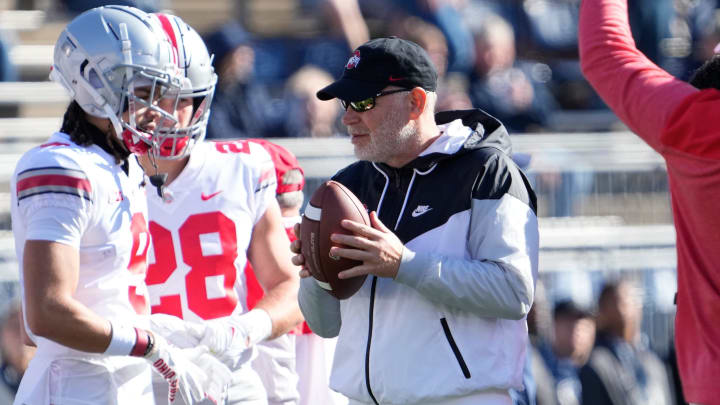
[[346, 50, 361, 69], [388, 75, 405, 82]]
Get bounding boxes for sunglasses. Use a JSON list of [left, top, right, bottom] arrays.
[[340, 88, 411, 112]]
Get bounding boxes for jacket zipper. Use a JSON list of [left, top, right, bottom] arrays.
[[440, 318, 471, 379], [363, 164, 418, 404], [364, 163, 389, 405], [365, 276, 379, 405]]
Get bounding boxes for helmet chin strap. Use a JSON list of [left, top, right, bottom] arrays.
[[149, 172, 168, 198], [146, 146, 173, 203]]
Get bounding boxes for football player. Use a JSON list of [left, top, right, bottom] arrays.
[[246, 139, 349, 405], [140, 14, 303, 405], [10, 6, 228, 405]]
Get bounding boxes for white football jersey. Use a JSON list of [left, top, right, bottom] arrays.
[[10, 132, 151, 357], [146, 140, 276, 326]]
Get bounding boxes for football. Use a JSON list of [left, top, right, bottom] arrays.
[[300, 180, 370, 299]]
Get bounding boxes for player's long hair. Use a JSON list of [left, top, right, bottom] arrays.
[[60, 101, 129, 164]]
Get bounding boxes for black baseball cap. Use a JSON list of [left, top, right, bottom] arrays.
[[316, 37, 438, 102], [553, 299, 593, 320]]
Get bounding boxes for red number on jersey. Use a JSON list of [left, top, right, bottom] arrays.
[[181, 213, 239, 319], [128, 285, 149, 315], [128, 212, 150, 314], [147, 212, 239, 320], [146, 222, 183, 318], [215, 140, 251, 154]]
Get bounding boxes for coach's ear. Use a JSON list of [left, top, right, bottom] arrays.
[[408, 87, 428, 120]]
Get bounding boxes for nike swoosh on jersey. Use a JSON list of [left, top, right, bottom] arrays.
[[201, 190, 223, 201], [388, 76, 405, 82]]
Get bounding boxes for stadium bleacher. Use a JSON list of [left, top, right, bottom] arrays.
[[0, 2, 675, 255], [0, 81, 68, 117]]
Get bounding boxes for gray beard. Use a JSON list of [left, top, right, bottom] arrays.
[[354, 120, 418, 164]]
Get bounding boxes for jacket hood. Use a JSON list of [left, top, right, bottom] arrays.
[[436, 109, 511, 153], [386, 109, 512, 172]]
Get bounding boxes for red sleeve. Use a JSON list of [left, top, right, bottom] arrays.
[[578, 0, 697, 151], [285, 226, 297, 243], [661, 89, 720, 160]]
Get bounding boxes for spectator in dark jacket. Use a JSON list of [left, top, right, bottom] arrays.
[[580, 280, 675, 405], [536, 299, 596, 405], [204, 22, 281, 139], [468, 13, 559, 132]]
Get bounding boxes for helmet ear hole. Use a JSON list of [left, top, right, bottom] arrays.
[[78, 59, 89, 84], [86, 67, 104, 89]]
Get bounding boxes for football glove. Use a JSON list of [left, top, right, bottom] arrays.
[[145, 332, 231, 404], [191, 309, 272, 368], [149, 313, 204, 349]]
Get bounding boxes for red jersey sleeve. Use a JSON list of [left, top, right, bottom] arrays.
[[578, 0, 697, 152], [660, 89, 720, 160]]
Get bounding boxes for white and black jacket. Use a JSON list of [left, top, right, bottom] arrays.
[[299, 109, 539, 405]]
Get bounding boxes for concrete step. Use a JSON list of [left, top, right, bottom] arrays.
[[0, 81, 69, 118], [9, 44, 53, 81]]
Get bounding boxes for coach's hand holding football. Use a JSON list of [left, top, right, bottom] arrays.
[[293, 210, 405, 280], [334, 212, 405, 279]]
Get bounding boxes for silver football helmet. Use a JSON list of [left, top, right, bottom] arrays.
[[50, 5, 185, 153], [149, 13, 217, 159]]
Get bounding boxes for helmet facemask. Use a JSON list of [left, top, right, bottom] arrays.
[[150, 78, 216, 160], [118, 69, 186, 155]]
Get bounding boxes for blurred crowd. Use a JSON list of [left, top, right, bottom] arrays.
[[521, 278, 682, 405], [1, 0, 719, 135]]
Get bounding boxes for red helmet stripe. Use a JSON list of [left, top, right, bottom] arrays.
[[156, 13, 178, 65]]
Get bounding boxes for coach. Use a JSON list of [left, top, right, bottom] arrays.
[[293, 37, 539, 405]]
